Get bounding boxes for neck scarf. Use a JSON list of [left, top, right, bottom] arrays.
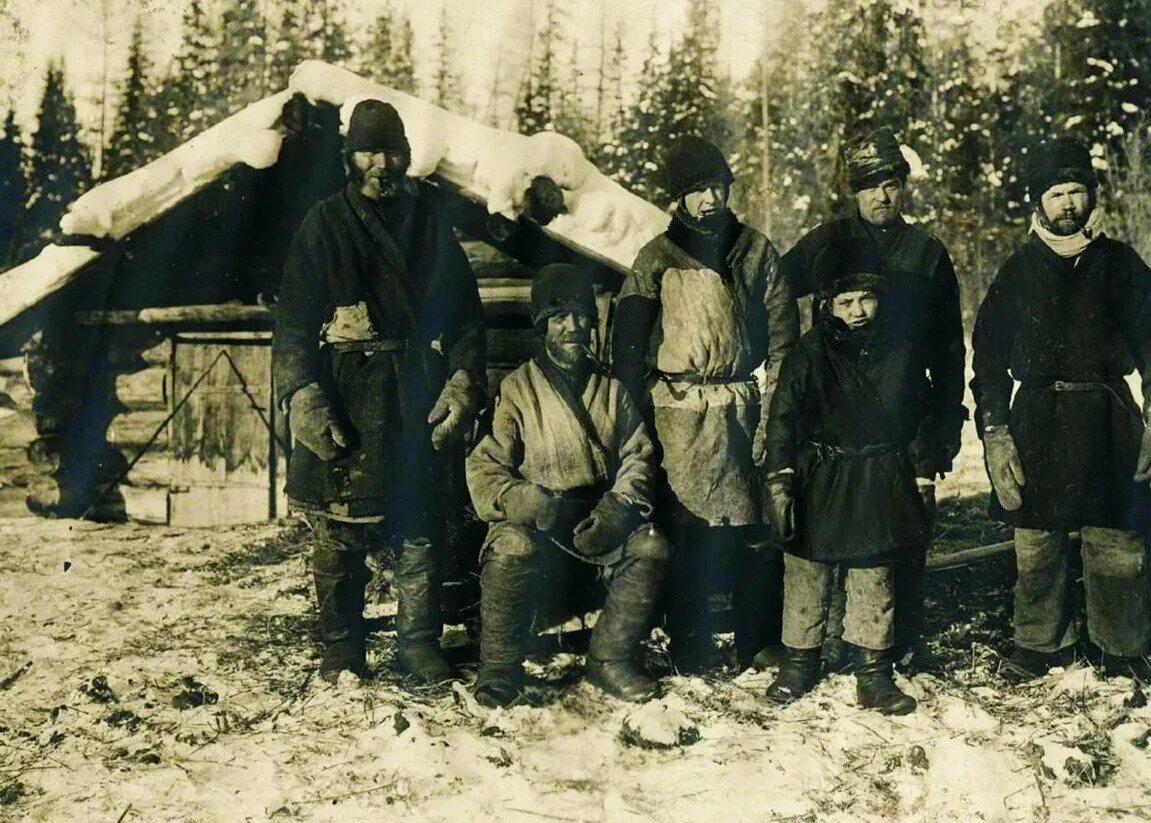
[[665, 207, 741, 275], [1030, 207, 1105, 259]]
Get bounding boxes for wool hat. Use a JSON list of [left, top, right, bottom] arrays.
[[530, 264, 599, 326], [345, 99, 411, 159], [813, 238, 887, 300], [1026, 136, 1097, 199], [664, 135, 734, 200], [844, 127, 911, 192]]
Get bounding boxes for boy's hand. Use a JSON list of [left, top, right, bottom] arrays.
[[764, 471, 796, 542]]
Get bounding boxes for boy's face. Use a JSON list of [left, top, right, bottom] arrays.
[[681, 182, 727, 219], [830, 289, 879, 328]]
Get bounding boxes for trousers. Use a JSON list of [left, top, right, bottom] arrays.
[[782, 553, 895, 651]]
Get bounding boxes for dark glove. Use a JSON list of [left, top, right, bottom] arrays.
[[752, 392, 771, 467], [1135, 411, 1151, 484], [288, 383, 350, 461], [764, 471, 796, 543], [499, 483, 590, 534], [428, 370, 482, 451], [939, 406, 968, 466], [916, 479, 937, 523], [983, 427, 1024, 511], [573, 492, 645, 557]]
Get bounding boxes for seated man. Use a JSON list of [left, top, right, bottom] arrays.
[[466, 264, 669, 707]]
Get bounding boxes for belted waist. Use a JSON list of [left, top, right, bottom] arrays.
[[326, 338, 409, 353], [806, 441, 900, 460], [1020, 377, 1127, 391], [655, 370, 753, 386]]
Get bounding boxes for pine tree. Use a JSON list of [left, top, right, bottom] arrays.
[[25, 62, 92, 251], [217, 0, 268, 113], [105, 19, 159, 179], [155, 0, 220, 149], [267, 0, 307, 91], [430, 5, 463, 113], [0, 110, 27, 264], [362, 5, 416, 93], [659, 0, 734, 161], [302, 0, 353, 65]]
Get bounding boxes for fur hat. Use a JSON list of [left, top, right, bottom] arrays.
[[530, 264, 598, 326], [844, 127, 911, 192], [813, 238, 887, 300], [664, 135, 734, 200], [1026, 136, 1097, 199], [345, 99, 411, 160]]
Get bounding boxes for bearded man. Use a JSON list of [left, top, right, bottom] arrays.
[[274, 99, 486, 685], [972, 136, 1151, 682]]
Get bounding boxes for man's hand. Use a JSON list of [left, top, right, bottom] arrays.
[[1135, 421, 1151, 485], [428, 370, 481, 451], [573, 492, 644, 557], [289, 383, 351, 461], [764, 471, 797, 542], [499, 484, 590, 534], [916, 478, 937, 522], [983, 427, 1025, 511]]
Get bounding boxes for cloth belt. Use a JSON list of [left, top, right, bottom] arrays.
[[806, 440, 899, 461], [655, 370, 752, 387], [325, 339, 409, 353]]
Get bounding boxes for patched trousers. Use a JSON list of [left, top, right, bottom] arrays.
[[1013, 526, 1151, 657], [782, 554, 895, 652]]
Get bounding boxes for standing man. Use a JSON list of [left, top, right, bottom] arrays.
[[613, 135, 800, 672], [467, 264, 668, 707], [972, 136, 1151, 682], [780, 127, 967, 669], [274, 99, 486, 685]]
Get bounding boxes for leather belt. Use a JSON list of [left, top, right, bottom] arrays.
[[806, 441, 899, 460], [655, 370, 752, 386], [326, 339, 409, 353]]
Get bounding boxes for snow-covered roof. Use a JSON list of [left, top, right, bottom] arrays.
[[0, 60, 669, 333]]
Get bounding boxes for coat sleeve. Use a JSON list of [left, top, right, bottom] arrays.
[[970, 263, 1018, 433], [760, 241, 800, 411], [609, 383, 657, 516], [438, 219, 487, 391], [465, 387, 526, 523], [1116, 244, 1151, 410], [764, 346, 811, 473], [779, 222, 832, 300], [612, 249, 661, 402], [925, 246, 969, 432], [273, 211, 330, 407]]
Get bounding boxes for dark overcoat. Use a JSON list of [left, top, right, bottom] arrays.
[[781, 212, 966, 478], [765, 315, 930, 564], [971, 235, 1151, 532], [273, 181, 485, 525]]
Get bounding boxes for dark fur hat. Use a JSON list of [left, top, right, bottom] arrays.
[[345, 98, 411, 160], [814, 238, 887, 300], [844, 127, 911, 192], [1026, 136, 1097, 199], [664, 135, 734, 200], [530, 264, 598, 326]]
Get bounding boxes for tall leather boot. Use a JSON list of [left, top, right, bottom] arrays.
[[854, 646, 917, 715], [393, 537, 457, 685], [765, 646, 822, 705], [475, 551, 536, 707], [313, 542, 370, 684], [586, 553, 665, 702], [734, 539, 784, 670]]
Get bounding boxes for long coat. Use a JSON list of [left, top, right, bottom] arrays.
[[613, 213, 799, 527], [765, 315, 930, 564], [465, 359, 657, 564], [273, 182, 485, 526], [780, 212, 966, 478], [971, 234, 1151, 532]]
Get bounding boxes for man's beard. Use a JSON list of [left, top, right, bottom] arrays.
[[545, 334, 591, 371], [355, 166, 404, 200], [1039, 205, 1090, 236]]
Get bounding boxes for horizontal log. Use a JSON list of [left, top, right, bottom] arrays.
[[121, 485, 168, 524], [76, 304, 272, 326], [0, 356, 23, 376], [926, 541, 1014, 571], [120, 452, 174, 488], [115, 367, 168, 411], [0, 412, 37, 448], [107, 410, 170, 449]]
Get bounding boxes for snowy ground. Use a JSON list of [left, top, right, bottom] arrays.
[[2, 490, 1151, 823]]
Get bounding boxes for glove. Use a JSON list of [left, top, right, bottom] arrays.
[[764, 471, 796, 543], [916, 478, 937, 523], [573, 492, 645, 557], [428, 370, 482, 451], [1136, 422, 1151, 484], [983, 426, 1025, 511], [752, 400, 770, 467], [498, 483, 591, 534], [288, 383, 350, 461]]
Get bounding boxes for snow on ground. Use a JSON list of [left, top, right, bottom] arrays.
[[3, 515, 1151, 823]]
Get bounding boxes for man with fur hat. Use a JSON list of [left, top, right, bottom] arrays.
[[972, 136, 1151, 682], [467, 264, 668, 706], [274, 98, 486, 685], [613, 135, 799, 672], [764, 238, 928, 715], [779, 127, 967, 671]]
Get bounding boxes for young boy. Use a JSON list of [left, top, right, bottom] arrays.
[[762, 238, 930, 715]]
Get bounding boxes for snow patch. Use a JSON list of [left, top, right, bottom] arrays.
[[620, 694, 700, 749]]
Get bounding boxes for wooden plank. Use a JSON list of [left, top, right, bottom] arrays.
[[927, 541, 1014, 571], [0, 412, 38, 448], [115, 367, 167, 411], [76, 304, 273, 326], [108, 410, 170, 449]]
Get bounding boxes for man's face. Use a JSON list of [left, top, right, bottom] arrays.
[[855, 178, 905, 227], [830, 289, 879, 329], [544, 310, 594, 371], [1040, 182, 1092, 235], [681, 182, 727, 220], [351, 149, 408, 200]]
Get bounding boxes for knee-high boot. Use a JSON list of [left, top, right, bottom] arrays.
[[313, 542, 370, 683], [393, 537, 457, 685], [475, 550, 537, 707]]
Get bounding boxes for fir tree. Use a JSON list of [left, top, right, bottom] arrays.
[[515, 1, 587, 146], [362, 5, 416, 93], [105, 19, 159, 179], [430, 5, 463, 113], [267, 0, 307, 91], [602, 29, 672, 202], [659, 0, 734, 161], [303, 0, 353, 65], [217, 0, 268, 113], [0, 110, 27, 264], [25, 62, 92, 252], [155, 0, 220, 149]]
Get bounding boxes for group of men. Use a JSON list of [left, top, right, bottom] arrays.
[[272, 98, 1151, 716]]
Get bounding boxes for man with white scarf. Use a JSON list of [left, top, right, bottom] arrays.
[[972, 136, 1151, 683]]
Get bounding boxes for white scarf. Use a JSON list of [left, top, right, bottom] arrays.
[[1030, 207, 1105, 258]]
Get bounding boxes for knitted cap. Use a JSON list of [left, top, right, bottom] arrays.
[[664, 135, 734, 200], [345, 99, 410, 158], [530, 264, 598, 326], [844, 127, 911, 192], [814, 238, 887, 300], [1026, 136, 1097, 199]]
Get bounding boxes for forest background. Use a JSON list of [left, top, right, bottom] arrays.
[[0, 0, 1149, 320]]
